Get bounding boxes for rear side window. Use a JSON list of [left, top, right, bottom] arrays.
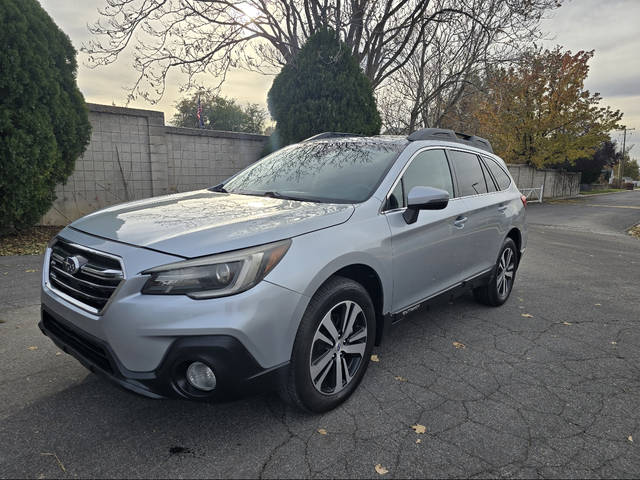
[[448, 150, 487, 196], [480, 159, 498, 193], [402, 149, 454, 200], [484, 157, 512, 191]]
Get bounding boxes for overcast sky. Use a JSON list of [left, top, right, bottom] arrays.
[[39, 0, 639, 150]]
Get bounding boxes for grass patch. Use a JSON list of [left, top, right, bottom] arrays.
[[579, 188, 627, 195], [630, 225, 640, 239], [0, 226, 63, 256]]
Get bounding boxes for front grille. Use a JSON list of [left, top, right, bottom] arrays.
[[48, 239, 124, 313], [42, 310, 114, 374]]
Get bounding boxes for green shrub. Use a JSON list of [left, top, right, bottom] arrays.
[[267, 29, 381, 148], [0, 0, 91, 234]]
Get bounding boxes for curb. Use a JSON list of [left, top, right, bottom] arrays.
[[578, 190, 638, 197]]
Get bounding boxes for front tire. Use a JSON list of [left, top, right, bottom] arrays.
[[473, 237, 518, 307], [280, 276, 376, 413]]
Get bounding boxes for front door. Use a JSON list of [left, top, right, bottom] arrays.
[[385, 149, 470, 313]]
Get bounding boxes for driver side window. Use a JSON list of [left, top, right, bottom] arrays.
[[385, 149, 454, 210], [402, 149, 454, 202]]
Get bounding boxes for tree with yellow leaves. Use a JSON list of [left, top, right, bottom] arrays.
[[472, 48, 622, 168]]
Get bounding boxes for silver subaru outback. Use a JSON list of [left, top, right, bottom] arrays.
[[40, 128, 527, 412]]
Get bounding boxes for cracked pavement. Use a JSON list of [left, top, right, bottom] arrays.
[[1, 191, 639, 478]]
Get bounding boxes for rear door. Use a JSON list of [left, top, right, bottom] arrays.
[[482, 155, 519, 252], [447, 149, 504, 276], [385, 148, 470, 312]]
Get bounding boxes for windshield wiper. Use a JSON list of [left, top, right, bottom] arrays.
[[232, 190, 324, 202], [261, 191, 312, 202], [209, 183, 228, 193], [262, 191, 289, 199]]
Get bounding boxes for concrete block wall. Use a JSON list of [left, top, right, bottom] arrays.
[[507, 164, 581, 200], [42, 103, 267, 225], [166, 127, 265, 192], [41, 106, 580, 225]]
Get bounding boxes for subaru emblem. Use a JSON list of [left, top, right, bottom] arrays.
[[63, 256, 81, 275]]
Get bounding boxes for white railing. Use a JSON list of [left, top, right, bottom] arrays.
[[520, 185, 544, 203]]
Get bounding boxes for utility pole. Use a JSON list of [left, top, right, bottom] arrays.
[[618, 127, 635, 182]]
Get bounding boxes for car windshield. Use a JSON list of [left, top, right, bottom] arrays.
[[220, 139, 406, 203]]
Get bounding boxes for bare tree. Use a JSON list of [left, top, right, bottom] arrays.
[[84, 0, 559, 104], [378, 0, 560, 134]]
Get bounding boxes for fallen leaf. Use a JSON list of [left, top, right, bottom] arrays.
[[27, 346, 38, 351], [518, 297, 523, 302], [452, 341, 466, 349], [562, 322, 572, 326], [521, 313, 533, 318], [370, 354, 380, 362], [611, 341, 617, 345], [317, 428, 327, 435], [411, 424, 426, 434], [628, 435, 633, 443], [0, 226, 60, 256], [394, 376, 407, 382], [375, 464, 388, 475], [55, 351, 62, 356], [25, 269, 37, 273], [518, 306, 524, 309], [594, 303, 601, 306], [416, 438, 422, 444]]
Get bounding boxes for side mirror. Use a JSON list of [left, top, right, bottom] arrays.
[[403, 186, 450, 224]]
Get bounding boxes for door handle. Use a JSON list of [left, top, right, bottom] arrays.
[[453, 216, 468, 228], [497, 205, 508, 213]]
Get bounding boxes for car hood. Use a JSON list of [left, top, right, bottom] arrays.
[[70, 190, 354, 258]]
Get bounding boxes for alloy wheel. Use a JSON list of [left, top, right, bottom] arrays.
[[496, 247, 515, 298], [309, 300, 368, 395]]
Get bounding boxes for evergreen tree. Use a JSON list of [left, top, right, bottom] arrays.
[[0, 0, 91, 233], [565, 140, 621, 184], [268, 29, 381, 147]]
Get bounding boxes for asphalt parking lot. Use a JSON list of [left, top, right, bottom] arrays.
[[1, 191, 639, 479]]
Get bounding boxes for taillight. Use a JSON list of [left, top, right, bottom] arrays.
[[520, 195, 527, 207]]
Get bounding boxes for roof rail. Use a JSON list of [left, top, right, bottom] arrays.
[[407, 128, 493, 153], [302, 132, 363, 142]]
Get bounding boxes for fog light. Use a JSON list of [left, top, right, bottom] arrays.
[[186, 361, 217, 391]]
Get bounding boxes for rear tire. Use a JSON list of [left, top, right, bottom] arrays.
[[473, 237, 518, 307], [280, 276, 376, 413]]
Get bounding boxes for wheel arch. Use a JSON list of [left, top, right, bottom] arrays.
[[316, 263, 388, 346], [506, 227, 522, 265]]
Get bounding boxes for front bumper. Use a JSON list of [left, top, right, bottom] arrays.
[[39, 307, 288, 399], [39, 227, 310, 399], [41, 228, 310, 373]]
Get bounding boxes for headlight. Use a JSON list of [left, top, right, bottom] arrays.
[[141, 239, 291, 299]]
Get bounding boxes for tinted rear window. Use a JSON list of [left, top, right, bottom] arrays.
[[484, 157, 512, 190], [480, 159, 498, 193], [448, 150, 487, 196]]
